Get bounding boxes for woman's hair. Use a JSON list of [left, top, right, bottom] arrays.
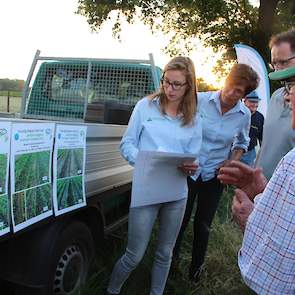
[[149, 56, 197, 126], [225, 63, 260, 96]]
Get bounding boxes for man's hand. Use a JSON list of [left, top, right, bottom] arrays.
[[178, 162, 198, 176], [216, 160, 231, 174], [217, 160, 267, 200], [232, 189, 254, 231]]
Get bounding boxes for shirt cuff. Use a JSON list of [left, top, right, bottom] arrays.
[[231, 145, 248, 152], [253, 193, 263, 204]]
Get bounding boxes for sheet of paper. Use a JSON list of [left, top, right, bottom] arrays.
[[131, 151, 197, 208]]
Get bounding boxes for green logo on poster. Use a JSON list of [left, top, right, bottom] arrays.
[[0, 129, 7, 137]]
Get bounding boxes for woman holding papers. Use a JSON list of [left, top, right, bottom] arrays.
[[106, 57, 202, 295]]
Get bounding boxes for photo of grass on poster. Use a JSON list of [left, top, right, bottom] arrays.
[[12, 150, 52, 227], [57, 175, 83, 210], [14, 151, 50, 191], [12, 180, 52, 226], [0, 153, 10, 230], [57, 148, 83, 178]]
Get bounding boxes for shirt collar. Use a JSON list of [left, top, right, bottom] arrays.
[[152, 96, 183, 120], [210, 90, 246, 115], [151, 96, 160, 104]]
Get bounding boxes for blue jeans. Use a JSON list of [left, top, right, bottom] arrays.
[[240, 148, 256, 167], [107, 198, 187, 295]]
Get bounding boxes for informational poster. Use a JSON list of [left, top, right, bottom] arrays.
[[10, 123, 55, 232], [53, 125, 87, 216], [0, 122, 11, 236]]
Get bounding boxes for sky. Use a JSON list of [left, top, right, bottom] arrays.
[[0, 0, 226, 87]]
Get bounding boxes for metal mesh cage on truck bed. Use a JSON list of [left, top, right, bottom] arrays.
[[21, 50, 162, 124]]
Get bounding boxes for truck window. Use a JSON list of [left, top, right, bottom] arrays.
[[26, 61, 157, 123], [51, 70, 94, 103]]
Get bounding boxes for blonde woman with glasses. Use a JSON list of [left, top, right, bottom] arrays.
[[106, 56, 202, 295]]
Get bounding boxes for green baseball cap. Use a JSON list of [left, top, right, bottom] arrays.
[[269, 65, 295, 81]]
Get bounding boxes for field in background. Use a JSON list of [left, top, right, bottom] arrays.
[[0, 91, 22, 113], [81, 186, 254, 295]]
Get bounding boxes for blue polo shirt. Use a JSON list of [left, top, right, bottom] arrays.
[[195, 91, 251, 181], [120, 97, 202, 166]]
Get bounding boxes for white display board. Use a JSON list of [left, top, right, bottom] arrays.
[[53, 125, 87, 216], [234, 44, 270, 117], [0, 122, 11, 236], [10, 123, 55, 232]]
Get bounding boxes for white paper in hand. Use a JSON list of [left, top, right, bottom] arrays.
[[131, 151, 197, 207]]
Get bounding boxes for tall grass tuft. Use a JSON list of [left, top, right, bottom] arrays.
[[80, 186, 254, 295]]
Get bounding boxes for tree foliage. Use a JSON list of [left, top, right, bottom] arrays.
[[197, 77, 218, 91], [0, 79, 24, 91], [77, 1, 295, 63]]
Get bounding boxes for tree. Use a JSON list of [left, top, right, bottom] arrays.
[[76, 0, 295, 67], [0, 79, 24, 91], [197, 77, 218, 92]]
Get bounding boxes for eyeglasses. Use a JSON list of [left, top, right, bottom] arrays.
[[161, 77, 187, 90], [284, 81, 295, 95], [269, 56, 295, 71]]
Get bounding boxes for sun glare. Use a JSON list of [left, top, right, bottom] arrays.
[[0, 0, 228, 90]]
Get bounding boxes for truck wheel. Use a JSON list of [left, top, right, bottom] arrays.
[[50, 221, 94, 295], [10, 221, 95, 295]]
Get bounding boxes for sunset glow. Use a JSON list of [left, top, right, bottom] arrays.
[[0, 0, 226, 88]]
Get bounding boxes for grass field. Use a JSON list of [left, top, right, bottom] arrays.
[[80, 186, 254, 295], [0, 91, 22, 97], [0, 95, 22, 113]]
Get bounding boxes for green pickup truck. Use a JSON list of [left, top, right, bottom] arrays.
[[0, 50, 162, 295]]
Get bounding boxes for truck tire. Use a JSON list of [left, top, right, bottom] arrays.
[[10, 220, 95, 295], [49, 221, 95, 295]]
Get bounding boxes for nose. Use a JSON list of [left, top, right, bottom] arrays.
[[275, 64, 286, 71], [227, 89, 236, 97], [166, 84, 176, 92]]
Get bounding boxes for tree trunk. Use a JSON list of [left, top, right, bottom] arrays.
[[254, 0, 280, 62]]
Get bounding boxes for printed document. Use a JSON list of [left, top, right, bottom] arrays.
[[131, 151, 197, 207]]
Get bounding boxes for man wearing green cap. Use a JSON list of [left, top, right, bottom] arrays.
[[269, 65, 295, 128], [241, 90, 264, 166], [256, 29, 295, 180], [217, 65, 295, 294]]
